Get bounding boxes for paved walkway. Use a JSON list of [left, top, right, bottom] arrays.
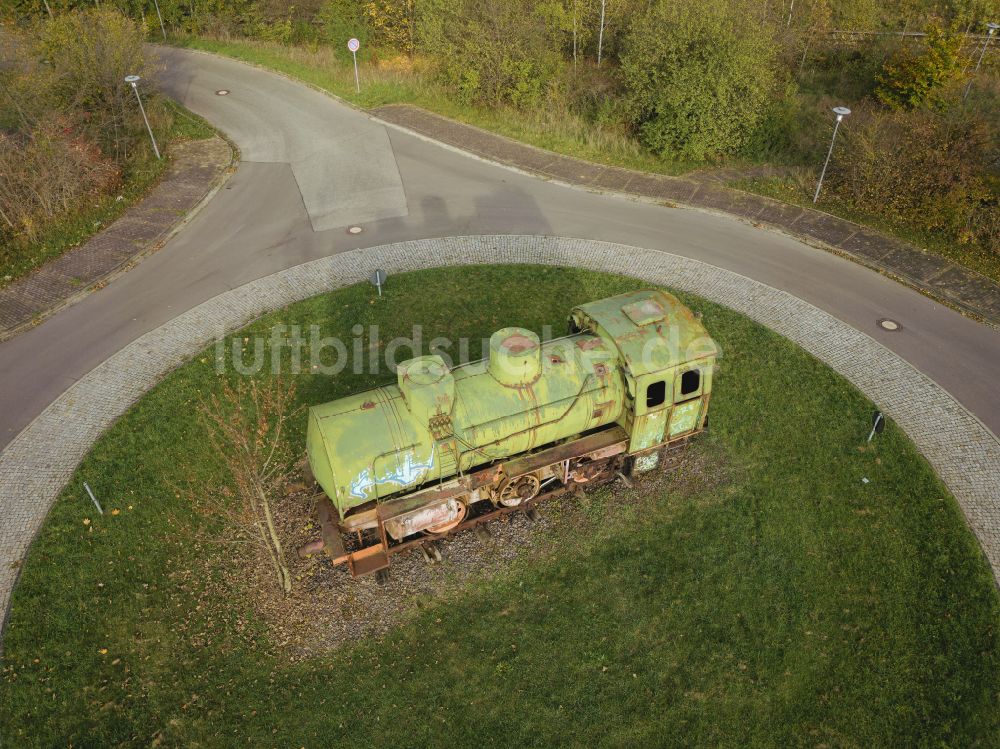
[[0, 136, 233, 342], [2, 236, 998, 638], [372, 104, 1000, 326]]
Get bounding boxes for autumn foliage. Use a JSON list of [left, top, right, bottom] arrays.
[[0, 9, 162, 246]]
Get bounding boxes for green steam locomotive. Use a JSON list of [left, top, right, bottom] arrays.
[[300, 289, 719, 577]]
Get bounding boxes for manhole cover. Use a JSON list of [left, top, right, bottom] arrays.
[[347, 226, 363, 235], [877, 318, 902, 332], [216, 89, 230, 96]]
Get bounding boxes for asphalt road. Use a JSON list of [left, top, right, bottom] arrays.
[[1, 47, 998, 448]]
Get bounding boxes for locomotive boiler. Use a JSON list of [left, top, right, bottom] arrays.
[[300, 289, 719, 577]]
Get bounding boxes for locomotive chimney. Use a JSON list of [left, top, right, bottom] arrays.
[[488, 327, 542, 386]]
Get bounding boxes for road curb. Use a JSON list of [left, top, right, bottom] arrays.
[[2, 236, 998, 645], [370, 104, 1000, 328], [167, 45, 1000, 327]]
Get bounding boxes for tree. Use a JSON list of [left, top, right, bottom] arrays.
[[432, 0, 564, 108], [199, 379, 302, 595], [875, 21, 964, 109], [364, 0, 417, 57], [790, 0, 832, 74], [35, 8, 152, 161], [620, 0, 779, 161]]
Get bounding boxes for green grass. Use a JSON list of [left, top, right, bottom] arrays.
[[2, 266, 998, 747], [0, 99, 218, 289], [176, 36, 697, 176], [735, 176, 1000, 286]]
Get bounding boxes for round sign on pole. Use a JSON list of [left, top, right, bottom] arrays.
[[347, 38, 361, 93]]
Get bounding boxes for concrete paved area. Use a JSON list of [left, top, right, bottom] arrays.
[[154, 47, 407, 230], [3, 237, 998, 633]]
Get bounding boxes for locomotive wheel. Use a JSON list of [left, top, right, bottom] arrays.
[[496, 474, 541, 507], [424, 500, 468, 535]]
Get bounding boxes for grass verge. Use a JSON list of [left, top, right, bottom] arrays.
[[175, 36, 697, 176], [735, 175, 1000, 286], [0, 99, 217, 289], [1, 265, 997, 747]]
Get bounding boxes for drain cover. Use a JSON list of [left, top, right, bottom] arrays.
[[347, 226, 363, 235], [877, 318, 902, 332], [216, 89, 230, 96]]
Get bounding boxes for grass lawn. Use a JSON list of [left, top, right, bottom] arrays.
[[175, 36, 698, 177], [1, 266, 997, 747], [0, 99, 217, 289]]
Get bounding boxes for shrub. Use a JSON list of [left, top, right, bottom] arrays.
[[826, 106, 996, 251], [35, 8, 154, 161], [875, 21, 964, 110], [619, 0, 779, 161], [742, 85, 826, 164], [317, 0, 372, 56], [430, 0, 564, 108], [0, 121, 120, 243]]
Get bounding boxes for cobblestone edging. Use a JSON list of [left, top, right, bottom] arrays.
[[2, 236, 998, 637], [371, 105, 1000, 326], [0, 136, 235, 342]]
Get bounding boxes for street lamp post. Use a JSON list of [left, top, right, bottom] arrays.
[[813, 106, 850, 204], [125, 75, 161, 160], [963, 22, 999, 102], [151, 0, 167, 42]]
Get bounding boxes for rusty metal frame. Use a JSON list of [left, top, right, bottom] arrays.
[[310, 427, 628, 577], [307, 420, 705, 579]]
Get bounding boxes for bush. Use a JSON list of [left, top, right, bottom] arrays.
[[430, 0, 564, 108], [0, 121, 120, 243], [875, 21, 964, 110], [741, 85, 826, 165], [799, 37, 892, 102], [619, 0, 779, 161], [35, 8, 155, 161], [316, 0, 371, 56], [826, 106, 996, 251]]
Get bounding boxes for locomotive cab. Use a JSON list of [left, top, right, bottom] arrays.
[[569, 290, 718, 471]]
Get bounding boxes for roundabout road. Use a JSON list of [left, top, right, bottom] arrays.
[[1, 46, 998, 450]]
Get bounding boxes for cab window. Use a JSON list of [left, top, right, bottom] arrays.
[[679, 369, 700, 398], [646, 380, 666, 408]]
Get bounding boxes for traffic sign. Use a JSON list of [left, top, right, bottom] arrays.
[[347, 39, 361, 93]]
